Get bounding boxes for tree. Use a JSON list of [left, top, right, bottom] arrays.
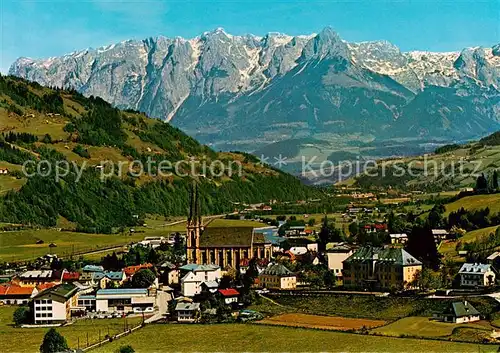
[[13, 306, 31, 326], [41, 134, 52, 144], [475, 173, 488, 192], [492, 170, 499, 190], [318, 215, 342, 251], [348, 222, 359, 237], [131, 269, 156, 288], [40, 328, 68, 353], [307, 218, 316, 227], [118, 345, 135, 353], [406, 225, 441, 270]]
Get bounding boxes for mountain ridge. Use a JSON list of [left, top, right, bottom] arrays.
[[9, 27, 500, 154]]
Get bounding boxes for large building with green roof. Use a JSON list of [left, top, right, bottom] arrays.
[[186, 183, 271, 268], [343, 246, 422, 291]]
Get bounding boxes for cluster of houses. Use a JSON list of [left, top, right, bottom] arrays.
[[0, 264, 160, 325]]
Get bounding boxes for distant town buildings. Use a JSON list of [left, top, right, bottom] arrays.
[[343, 247, 422, 290], [458, 263, 496, 287], [258, 263, 296, 290]]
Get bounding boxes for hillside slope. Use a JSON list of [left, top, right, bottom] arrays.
[[348, 132, 500, 192], [0, 75, 320, 233]]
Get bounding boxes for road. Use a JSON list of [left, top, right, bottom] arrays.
[[145, 290, 172, 323]]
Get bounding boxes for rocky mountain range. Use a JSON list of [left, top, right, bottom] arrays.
[[9, 27, 500, 155]]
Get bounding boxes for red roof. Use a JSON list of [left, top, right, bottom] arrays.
[[218, 288, 240, 297], [124, 263, 153, 277], [36, 283, 57, 291], [62, 272, 80, 281], [0, 284, 35, 296]]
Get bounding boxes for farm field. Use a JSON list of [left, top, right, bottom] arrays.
[[91, 323, 498, 353], [444, 193, 500, 216], [440, 225, 500, 256], [0, 306, 142, 353], [0, 229, 145, 262], [263, 294, 499, 321], [257, 313, 386, 331], [372, 316, 493, 340]]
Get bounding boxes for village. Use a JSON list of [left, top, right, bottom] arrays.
[[1, 182, 500, 352]]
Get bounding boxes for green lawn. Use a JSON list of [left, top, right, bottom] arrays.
[[207, 218, 265, 228], [91, 323, 497, 353], [265, 295, 499, 322], [372, 316, 491, 339], [444, 194, 500, 216], [0, 229, 146, 262], [440, 225, 500, 255], [0, 175, 26, 195], [0, 306, 142, 353]]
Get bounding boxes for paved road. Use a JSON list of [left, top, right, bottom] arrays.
[[145, 290, 172, 323]]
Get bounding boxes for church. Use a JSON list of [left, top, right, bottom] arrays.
[[186, 184, 272, 268]]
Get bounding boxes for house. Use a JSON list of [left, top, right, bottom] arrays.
[[95, 288, 155, 313], [390, 233, 408, 244], [258, 263, 297, 290], [218, 288, 239, 305], [200, 281, 219, 294], [186, 184, 272, 267], [124, 264, 153, 277], [175, 302, 200, 323], [158, 261, 179, 285], [0, 168, 9, 175], [0, 284, 37, 305], [180, 264, 222, 297], [80, 271, 126, 289], [82, 265, 105, 273], [432, 229, 449, 243], [285, 226, 306, 237], [95, 271, 127, 289], [17, 270, 62, 287], [441, 301, 481, 323], [326, 244, 355, 282], [62, 272, 80, 282], [33, 283, 79, 325], [458, 263, 496, 287], [487, 251, 500, 264], [343, 246, 422, 291]]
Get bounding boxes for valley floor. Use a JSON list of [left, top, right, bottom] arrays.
[[91, 323, 497, 353]]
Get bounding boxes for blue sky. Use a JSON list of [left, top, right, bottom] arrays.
[[1, 0, 499, 73]]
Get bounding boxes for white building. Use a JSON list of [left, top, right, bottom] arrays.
[[180, 264, 222, 297], [326, 244, 355, 281], [33, 283, 79, 325], [458, 263, 496, 287], [442, 301, 481, 324], [95, 288, 155, 313], [259, 263, 297, 290], [175, 302, 200, 323], [390, 233, 408, 244], [218, 288, 239, 305]]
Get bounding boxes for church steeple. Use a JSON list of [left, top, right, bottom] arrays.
[[187, 181, 202, 263]]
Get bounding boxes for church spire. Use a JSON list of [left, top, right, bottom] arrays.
[[188, 180, 202, 226]]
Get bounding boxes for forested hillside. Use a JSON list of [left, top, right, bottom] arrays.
[[0, 75, 320, 233]]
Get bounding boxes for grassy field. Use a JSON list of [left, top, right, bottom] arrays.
[[0, 175, 26, 195], [0, 306, 142, 353], [257, 313, 386, 331], [0, 229, 146, 262], [0, 216, 267, 262], [444, 194, 500, 216], [261, 295, 499, 322], [207, 218, 265, 228], [91, 323, 497, 353], [372, 316, 493, 339], [440, 225, 500, 256]]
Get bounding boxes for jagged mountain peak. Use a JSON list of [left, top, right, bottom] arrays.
[[8, 28, 500, 153]]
